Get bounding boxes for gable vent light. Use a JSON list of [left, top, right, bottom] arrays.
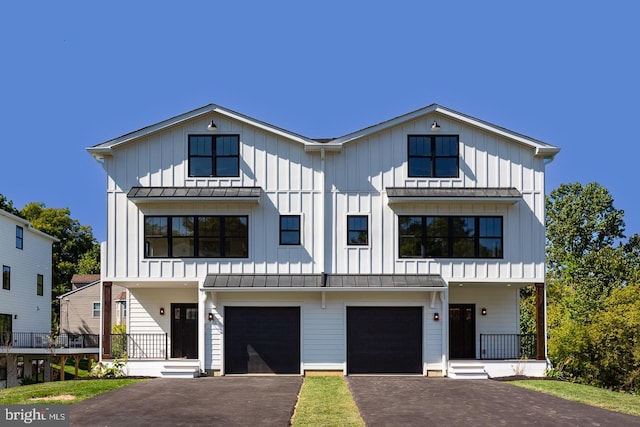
[[431, 120, 441, 131], [207, 120, 217, 131]]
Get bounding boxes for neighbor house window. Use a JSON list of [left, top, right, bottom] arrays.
[[399, 216, 502, 258], [92, 302, 101, 318], [0, 313, 11, 344], [2, 266, 9, 290], [36, 274, 44, 296], [408, 135, 459, 178], [279, 215, 301, 245], [0, 357, 6, 381], [347, 216, 368, 245], [188, 135, 240, 177], [16, 226, 23, 249], [145, 215, 248, 258]]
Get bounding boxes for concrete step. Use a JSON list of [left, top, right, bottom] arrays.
[[448, 363, 489, 380], [160, 362, 201, 379]]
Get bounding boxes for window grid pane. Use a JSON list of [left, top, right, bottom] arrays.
[[399, 216, 502, 259], [2, 266, 10, 290], [347, 216, 368, 246], [37, 274, 44, 296], [16, 226, 23, 249], [280, 215, 301, 245], [188, 135, 240, 177], [408, 135, 459, 178]]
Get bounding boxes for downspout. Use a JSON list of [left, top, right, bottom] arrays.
[[320, 147, 326, 275]]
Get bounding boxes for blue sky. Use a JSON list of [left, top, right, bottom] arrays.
[[1, 1, 639, 242]]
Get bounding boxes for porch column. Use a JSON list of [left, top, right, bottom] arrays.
[[102, 281, 113, 359], [535, 282, 545, 360]]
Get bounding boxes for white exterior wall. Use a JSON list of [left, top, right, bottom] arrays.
[[204, 291, 444, 374], [102, 115, 323, 281], [0, 212, 54, 333], [328, 114, 546, 282]]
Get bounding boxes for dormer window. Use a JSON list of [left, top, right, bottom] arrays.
[[189, 135, 240, 177], [407, 135, 459, 178]]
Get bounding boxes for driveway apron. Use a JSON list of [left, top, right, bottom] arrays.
[[71, 377, 303, 427], [347, 377, 640, 426]]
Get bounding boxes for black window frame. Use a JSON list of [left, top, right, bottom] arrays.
[[347, 215, 369, 246], [36, 274, 44, 296], [2, 266, 10, 290], [188, 134, 240, 177], [144, 215, 249, 259], [407, 135, 459, 178], [279, 215, 301, 246], [399, 215, 503, 259], [16, 226, 23, 250], [0, 313, 11, 345]]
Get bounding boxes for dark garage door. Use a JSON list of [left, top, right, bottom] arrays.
[[347, 307, 423, 374], [224, 307, 300, 374]]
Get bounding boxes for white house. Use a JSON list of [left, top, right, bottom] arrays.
[[87, 103, 559, 378], [0, 209, 57, 387]]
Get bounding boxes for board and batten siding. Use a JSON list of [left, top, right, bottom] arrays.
[[327, 114, 546, 282], [204, 291, 443, 373], [102, 115, 323, 280]]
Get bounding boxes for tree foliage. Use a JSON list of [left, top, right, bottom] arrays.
[[1, 195, 100, 328], [539, 182, 640, 392]]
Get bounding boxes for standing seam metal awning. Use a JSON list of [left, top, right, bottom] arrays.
[[127, 186, 261, 203], [386, 187, 522, 204], [203, 274, 446, 290]]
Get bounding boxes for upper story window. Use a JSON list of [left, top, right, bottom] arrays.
[[347, 215, 368, 246], [399, 216, 503, 259], [92, 302, 101, 318], [408, 135, 459, 178], [280, 215, 301, 245], [16, 226, 23, 249], [2, 266, 10, 290], [144, 215, 248, 258], [189, 135, 240, 177], [36, 274, 44, 296]]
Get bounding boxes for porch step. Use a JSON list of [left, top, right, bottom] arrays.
[[160, 362, 201, 379], [448, 363, 489, 380]]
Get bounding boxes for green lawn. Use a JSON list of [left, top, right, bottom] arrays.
[[292, 376, 364, 426], [0, 379, 146, 405], [510, 380, 640, 417], [51, 357, 92, 380]]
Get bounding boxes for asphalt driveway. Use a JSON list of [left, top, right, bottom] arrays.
[[348, 377, 640, 426], [70, 377, 302, 427]]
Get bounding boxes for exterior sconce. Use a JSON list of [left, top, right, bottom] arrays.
[[207, 120, 217, 131], [159, 307, 165, 316], [431, 120, 441, 131], [208, 313, 214, 321], [481, 308, 487, 316], [433, 312, 440, 321], [14, 314, 18, 320]]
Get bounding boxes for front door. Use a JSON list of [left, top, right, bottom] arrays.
[[171, 303, 198, 358], [449, 304, 476, 359]]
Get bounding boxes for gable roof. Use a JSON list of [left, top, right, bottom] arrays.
[[330, 104, 559, 159], [0, 209, 59, 243], [87, 102, 559, 160], [87, 104, 328, 160]]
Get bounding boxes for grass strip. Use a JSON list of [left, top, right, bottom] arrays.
[[0, 379, 146, 405], [292, 376, 364, 426], [510, 380, 640, 416]]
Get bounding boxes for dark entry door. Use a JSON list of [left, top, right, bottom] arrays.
[[171, 303, 198, 358], [449, 304, 476, 359], [224, 307, 300, 374], [347, 307, 423, 374]]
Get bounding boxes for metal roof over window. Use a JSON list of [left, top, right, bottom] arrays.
[[203, 274, 446, 290], [127, 186, 261, 203], [386, 187, 522, 204]]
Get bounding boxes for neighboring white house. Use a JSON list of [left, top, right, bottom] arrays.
[[0, 209, 57, 387], [87, 103, 559, 378]]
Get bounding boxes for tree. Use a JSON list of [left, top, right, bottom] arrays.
[[20, 202, 98, 328], [0, 193, 22, 217], [540, 182, 640, 392], [77, 243, 101, 275]]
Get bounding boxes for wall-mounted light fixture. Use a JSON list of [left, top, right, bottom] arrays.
[[207, 120, 217, 131], [208, 313, 214, 321], [159, 307, 165, 316], [433, 312, 440, 321], [14, 314, 18, 320], [431, 120, 441, 131], [481, 308, 487, 316]]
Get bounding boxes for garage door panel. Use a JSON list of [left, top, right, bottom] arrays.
[[225, 307, 300, 374], [347, 307, 422, 374]]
